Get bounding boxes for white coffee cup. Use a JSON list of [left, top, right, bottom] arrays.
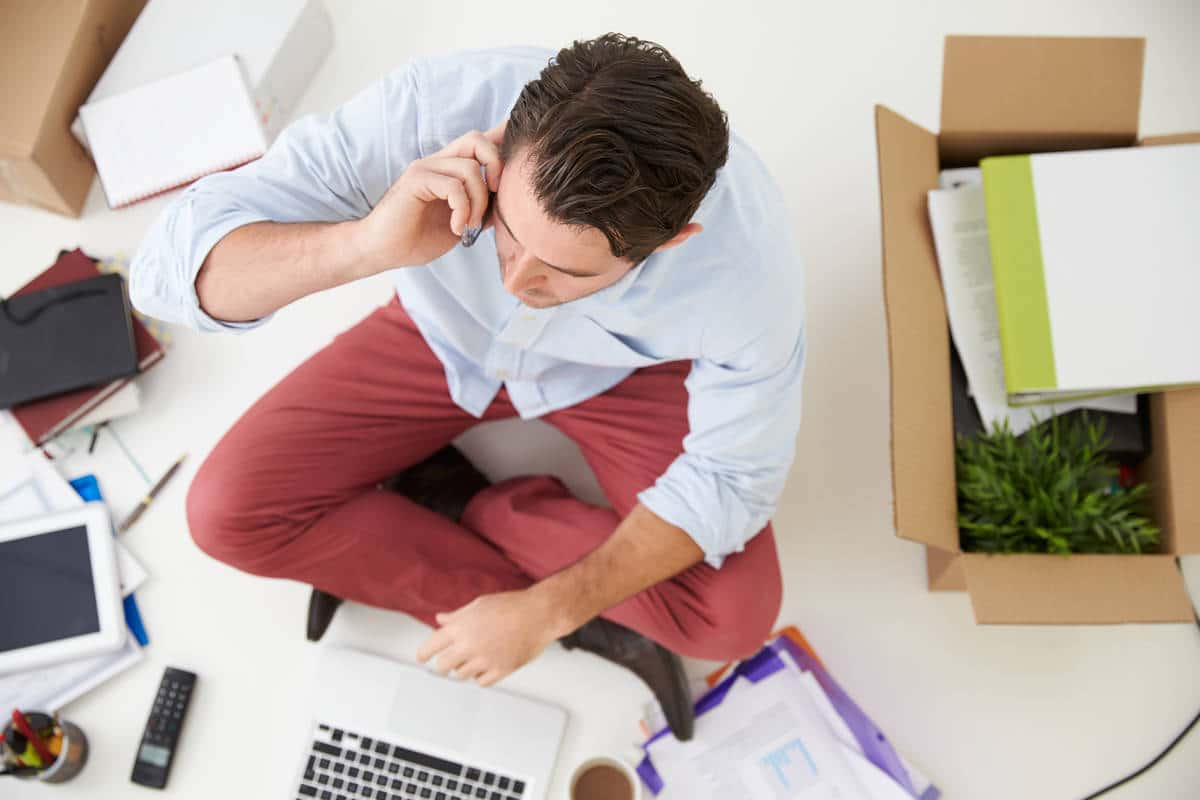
[[569, 755, 643, 800]]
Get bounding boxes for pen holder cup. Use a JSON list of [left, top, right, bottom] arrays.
[[12, 719, 89, 784]]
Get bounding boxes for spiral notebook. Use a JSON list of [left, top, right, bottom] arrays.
[[79, 54, 268, 208]]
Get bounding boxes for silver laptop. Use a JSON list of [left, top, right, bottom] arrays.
[[289, 646, 567, 800]]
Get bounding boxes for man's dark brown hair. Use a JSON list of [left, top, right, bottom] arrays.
[[502, 33, 729, 263]]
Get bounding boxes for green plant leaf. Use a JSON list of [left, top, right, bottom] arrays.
[[956, 413, 1159, 555]]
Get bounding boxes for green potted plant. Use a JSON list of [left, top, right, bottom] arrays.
[[956, 413, 1159, 555]]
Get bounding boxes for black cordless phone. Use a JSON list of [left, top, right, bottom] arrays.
[[131, 667, 197, 789]]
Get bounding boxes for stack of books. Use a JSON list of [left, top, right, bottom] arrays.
[[2, 249, 166, 447], [926, 143, 1200, 436]]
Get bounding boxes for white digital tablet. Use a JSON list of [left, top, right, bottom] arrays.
[[0, 503, 125, 675]]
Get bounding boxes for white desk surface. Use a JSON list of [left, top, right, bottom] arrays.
[[6, 1, 1200, 798]]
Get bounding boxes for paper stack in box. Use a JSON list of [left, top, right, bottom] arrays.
[[926, 168, 1138, 437], [980, 144, 1200, 405], [927, 143, 1200, 437]]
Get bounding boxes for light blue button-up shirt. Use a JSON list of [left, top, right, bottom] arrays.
[[131, 47, 806, 567]]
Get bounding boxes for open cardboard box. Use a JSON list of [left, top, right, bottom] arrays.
[[875, 35, 1200, 624]]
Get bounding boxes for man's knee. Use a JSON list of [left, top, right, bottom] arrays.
[[694, 563, 782, 661], [186, 457, 276, 573]]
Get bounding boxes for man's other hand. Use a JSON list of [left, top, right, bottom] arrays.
[[415, 588, 562, 687]]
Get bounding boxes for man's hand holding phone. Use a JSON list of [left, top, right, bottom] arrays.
[[353, 122, 505, 272]]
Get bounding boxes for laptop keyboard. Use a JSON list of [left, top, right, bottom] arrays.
[[295, 722, 527, 800]]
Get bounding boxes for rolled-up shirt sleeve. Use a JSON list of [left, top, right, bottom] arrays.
[[129, 62, 423, 332], [637, 270, 806, 568]]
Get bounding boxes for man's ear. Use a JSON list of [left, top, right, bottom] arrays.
[[654, 222, 703, 253]]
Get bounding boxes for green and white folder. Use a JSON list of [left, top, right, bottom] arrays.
[[981, 144, 1200, 405]]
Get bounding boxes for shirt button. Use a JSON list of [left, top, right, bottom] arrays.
[[494, 370, 509, 379], [521, 314, 536, 322]]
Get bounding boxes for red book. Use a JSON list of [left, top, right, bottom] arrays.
[[10, 249, 164, 446]]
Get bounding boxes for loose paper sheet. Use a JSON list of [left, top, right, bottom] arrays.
[[0, 632, 143, 713], [646, 664, 884, 799], [0, 432, 147, 710]]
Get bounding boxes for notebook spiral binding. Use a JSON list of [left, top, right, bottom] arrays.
[[110, 152, 265, 208]]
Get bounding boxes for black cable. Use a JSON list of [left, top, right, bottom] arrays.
[[1080, 707, 1200, 799], [1079, 558, 1200, 799]]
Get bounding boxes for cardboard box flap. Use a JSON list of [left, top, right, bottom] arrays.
[[962, 553, 1194, 624], [927, 547, 966, 591], [874, 106, 959, 551], [940, 36, 1144, 166], [1145, 390, 1200, 554], [0, 1, 89, 155]]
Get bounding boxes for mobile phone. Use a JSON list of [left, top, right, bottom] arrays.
[[461, 191, 496, 248]]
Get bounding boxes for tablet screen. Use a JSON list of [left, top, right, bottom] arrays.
[[0, 526, 101, 653]]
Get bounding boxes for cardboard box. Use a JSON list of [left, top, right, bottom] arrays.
[[0, 0, 147, 216], [72, 0, 333, 147], [875, 35, 1200, 624]]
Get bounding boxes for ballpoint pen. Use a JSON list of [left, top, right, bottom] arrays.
[[117, 454, 187, 534]]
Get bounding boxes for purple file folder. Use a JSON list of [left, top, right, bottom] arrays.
[[637, 636, 937, 799]]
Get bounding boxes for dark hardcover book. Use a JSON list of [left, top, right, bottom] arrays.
[[5, 249, 164, 444], [1, 272, 137, 408]]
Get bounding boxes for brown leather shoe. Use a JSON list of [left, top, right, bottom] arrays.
[[562, 617, 695, 741], [382, 446, 491, 522], [306, 587, 344, 642]]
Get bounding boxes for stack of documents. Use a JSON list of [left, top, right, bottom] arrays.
[[0, 415, 147, 711], [926, 169, 1137, 435], [980, 144, 1200, 404], [638, 633, 938, 800], [932, 143, 1200, 415]]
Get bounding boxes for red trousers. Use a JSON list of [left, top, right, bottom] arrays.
[[187, 297, 781, 661]]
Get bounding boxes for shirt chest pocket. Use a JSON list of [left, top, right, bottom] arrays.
[[546, 315, 663, 368]]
